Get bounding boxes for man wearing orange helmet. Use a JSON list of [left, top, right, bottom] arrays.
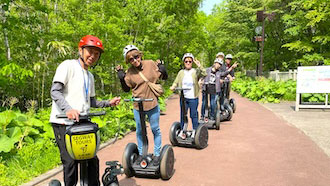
[[50, 35, 121, 186]]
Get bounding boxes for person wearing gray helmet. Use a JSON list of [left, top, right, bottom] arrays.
[[116, 45, 167, 166], [225, 54, 235, 80], [170, 53, 206, 138], [201, 58, 236, 121]]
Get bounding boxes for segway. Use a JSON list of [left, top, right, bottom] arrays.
[[102, 161, 124, 186], [169, 88, 208, 149], [219, 79, 234, 121], [225, 79, 236, 113], [199, 87, 220, 130], [49, 111, 123, 186], [122, 98, 174, 180]]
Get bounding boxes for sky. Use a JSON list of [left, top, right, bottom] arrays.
[[199, 0, 223, 15]]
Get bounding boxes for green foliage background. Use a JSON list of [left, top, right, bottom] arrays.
[[0, 0, 329, 185]]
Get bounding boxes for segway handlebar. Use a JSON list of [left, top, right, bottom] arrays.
[[124, 98, 153, 102], [175, 87, 191, 91], [56, 111, 106, 118]]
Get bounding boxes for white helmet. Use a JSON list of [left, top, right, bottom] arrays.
[[182, 53, 194, 61], [214, 58, 223, 65], [216, 52, 225, 58], [225, 54, 233, 59], [123, 45, 139, 59]]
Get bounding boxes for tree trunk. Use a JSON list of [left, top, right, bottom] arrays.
[[1, 4, 11, 61], [41, 66, 45, 108], [54, 0, 58, 23]]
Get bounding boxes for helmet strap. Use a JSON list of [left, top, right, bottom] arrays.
[[79, 47, 87, 69]]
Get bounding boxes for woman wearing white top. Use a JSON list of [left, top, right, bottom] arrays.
[[170, 53, 206, 138]]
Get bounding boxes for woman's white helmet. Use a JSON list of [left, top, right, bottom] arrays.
[[225, 54, 233, 59], [123, 45, 139, 59], [214, 58, 223, 65], [216, 52, 225, 58], [182, 53, 194, 61]]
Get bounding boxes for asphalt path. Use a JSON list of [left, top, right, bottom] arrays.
[[34, 92, 330, 186]]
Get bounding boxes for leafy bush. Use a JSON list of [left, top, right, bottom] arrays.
[[232, 75, 296, 103], [0, 109, 53, 153], [301, 93, 327, 103], [0, 140, 61, 186], [232, 75, 327, 103]]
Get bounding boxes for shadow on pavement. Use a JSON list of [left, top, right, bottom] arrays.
[[119, 178, 140, 186]]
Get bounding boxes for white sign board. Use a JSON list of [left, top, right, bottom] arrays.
[[297, 66, 330, 93]]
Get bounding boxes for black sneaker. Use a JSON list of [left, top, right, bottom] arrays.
[[135, 155, 143, 165], [153, 156, 160, 166]]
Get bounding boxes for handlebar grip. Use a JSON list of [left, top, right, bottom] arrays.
[[124, 98, 154, 102], [55, 111, 106, 118]]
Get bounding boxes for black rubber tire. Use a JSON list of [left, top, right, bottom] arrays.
[[49, 179, 61, 186], [169, 122, 181, 146], [195, 124, 208, 149], [160, 144, 175, 180], [122, 143, 138, 177], [215, 109, 221, 130], [230, 98, 236, 113], [224, 104, 233, 121]]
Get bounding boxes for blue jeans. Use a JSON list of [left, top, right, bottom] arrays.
[[201, 91, 216, 118], [133, 105, 162, 156], [215, 92, 222, 111], [180, 97, 199, 130]]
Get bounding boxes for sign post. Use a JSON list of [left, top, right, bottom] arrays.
[[295, 66, 330, 111]]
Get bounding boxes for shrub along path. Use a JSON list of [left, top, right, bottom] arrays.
[[34, 92, 330, 186]]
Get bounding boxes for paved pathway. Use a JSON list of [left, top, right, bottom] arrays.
[[33, 92, 330, 186], [262, 101, 330, 157]]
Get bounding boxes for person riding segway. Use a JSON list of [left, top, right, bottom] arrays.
[[200, 58, 232, 130], [169, 53, 208, 149], [49, 35, 121, 186], [218, 55, 238, 121], [116, 45, 173, 179], [225, 54, 237, 112]]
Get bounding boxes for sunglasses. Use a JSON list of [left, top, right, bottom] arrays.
[[129, 54, 140, 63], [184, 61, 192, 64]]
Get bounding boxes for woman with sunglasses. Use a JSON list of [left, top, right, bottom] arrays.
[[170, 53, 206, 139], [116, 45, 167, 166]]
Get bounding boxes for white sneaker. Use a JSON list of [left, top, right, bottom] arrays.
[[191, 130, 196, 139], [178, 130, 186, 139]]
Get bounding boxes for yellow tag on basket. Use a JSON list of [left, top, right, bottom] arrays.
[[69, 133, 96, 160]]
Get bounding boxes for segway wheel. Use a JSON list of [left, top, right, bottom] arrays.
[[215, 109, 221, 130], [195, 125, 208, 149], [160, 144, 175, 180], [102, 168, 119, 186], [49, 179, 61, 186], [169, 122, 181, 146], [224, 104, 233, 121], [122, 143, 138, 177], [230, 98, 236, 113]]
